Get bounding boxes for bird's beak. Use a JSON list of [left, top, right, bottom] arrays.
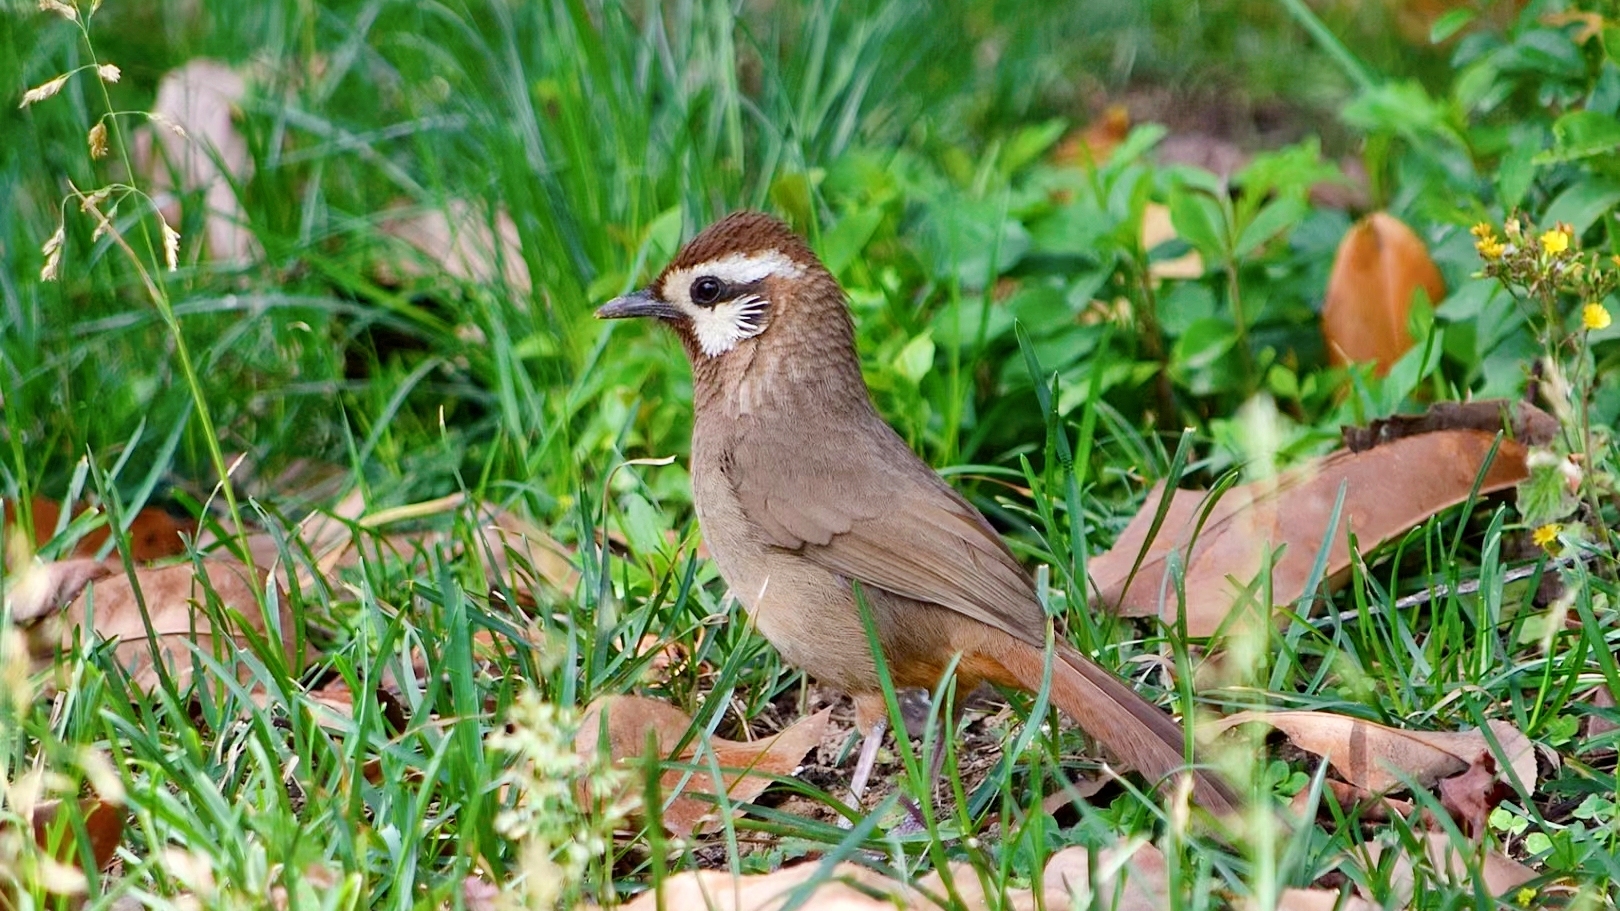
[[595, 289, 679, 321]]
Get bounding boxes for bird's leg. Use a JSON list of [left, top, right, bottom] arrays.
[[847, 716, 888, 806]]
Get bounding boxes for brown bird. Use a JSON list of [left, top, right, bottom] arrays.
[[597, 211, 1237, 814]]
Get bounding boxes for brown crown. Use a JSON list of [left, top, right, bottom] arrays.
[[661, 211, 819, 278]]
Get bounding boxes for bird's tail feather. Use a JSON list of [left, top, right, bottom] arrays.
[[992, 638, 1239, 815]]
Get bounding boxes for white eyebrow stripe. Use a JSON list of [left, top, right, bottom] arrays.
[[682, 249, 805, 286]]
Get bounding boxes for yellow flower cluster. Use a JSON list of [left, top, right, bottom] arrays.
[[1471, 223, 1505, 259]]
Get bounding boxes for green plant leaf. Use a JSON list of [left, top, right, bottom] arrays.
[[1235, 196, 1307, 259], [1168, 183, 1229, 261], [821, 207, 885, 276], [1533, 110, 1620, 165], [1543, 178, 1620, 236]]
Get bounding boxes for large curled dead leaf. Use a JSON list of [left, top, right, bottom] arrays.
[[575, 695, 831, 838], [592, 843, 1169, 911], [1207, 711, 1536, 795], [1091, 426, 1532, 636], [18, 559, 313, 693], [1321, 212, 1445, 376], [134, 60, 257, 265]]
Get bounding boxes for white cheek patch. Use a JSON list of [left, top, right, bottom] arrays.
[[661, 249, 805, 357], [689, 294, 768, 357]]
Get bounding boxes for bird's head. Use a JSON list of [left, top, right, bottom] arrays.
[[595, 211, 849, 362]]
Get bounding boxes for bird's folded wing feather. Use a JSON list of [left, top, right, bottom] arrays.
[[728, 416, 1047, 641]]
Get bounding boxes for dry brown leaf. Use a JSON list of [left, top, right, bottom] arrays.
[[30, 798, 125, 876], [1581, 683, 1618, 755], [1436, 751, 1513, 838], [1207, 711, 1536, 794], [1357, 833, 1536, 904], [576, 695, 831, 837], [1322, 212, 1445, 376], [472, 503, 579, 601], [592, 844, 1167, 911], [1291, 778, 1412, 823], [135, 60, 257, 265], [604, 862, 900, 911], [6, 559, 113, 624], [1342, 400, 1558, 452], [1091, 429, 1530, 636], [3, 496, 194, 564], [36, 559, 313, 692], [1034, 842, 1168, 911], [376, 199, 530, 294], [1052, 105, 1132, 168]]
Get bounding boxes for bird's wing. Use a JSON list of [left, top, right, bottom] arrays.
[[727, 413, 1047, 641]]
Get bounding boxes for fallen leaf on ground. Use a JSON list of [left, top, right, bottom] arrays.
[[1322, 212, 1445, 376], [5, 558, 112, 624], [1357, 833, 1536, 905], [1091, 427, 1531, 635], [135, 60, 257, 265], [1341, 401, 1557, 452], [1, 798, 127, 902], [473, 502, 580, 601], [592, 843, 1168, 911], [24, 559, 313, 692], [1436, 751, 1514, 838], [1580, 683, 1618, 756], [3, 496, 194, 563], [576, 695, 831, 837], [1207, 711, 1536, 795], [1291, 779, 1412, 824], [31, 798, 125, 871]]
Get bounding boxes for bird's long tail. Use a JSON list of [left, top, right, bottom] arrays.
[[990, 638, 1240, 815]]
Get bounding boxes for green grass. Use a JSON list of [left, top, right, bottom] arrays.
[[2, 0, 1619, 908]]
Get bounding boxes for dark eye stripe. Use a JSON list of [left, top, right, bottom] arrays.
[[691, 277, 765, 308]]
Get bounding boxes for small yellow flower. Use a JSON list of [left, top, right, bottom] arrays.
[[1470, 222, 1495, 239], [1584, 303, 1612, 331], [1541, 228, 1570, 255], [1476, 236, 1506, 260], [1532, 524, 1561, 550]]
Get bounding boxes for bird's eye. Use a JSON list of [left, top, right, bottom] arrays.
[[690, 276, 725, 306]]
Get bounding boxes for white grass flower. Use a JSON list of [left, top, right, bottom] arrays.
[[161, 218, 180, 271], [38, 0, 78, 22], [96, 64, 120, 83], [148, 111, 188, 139], [39, 222, 64, 281], [20, 72, 71, 108]]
